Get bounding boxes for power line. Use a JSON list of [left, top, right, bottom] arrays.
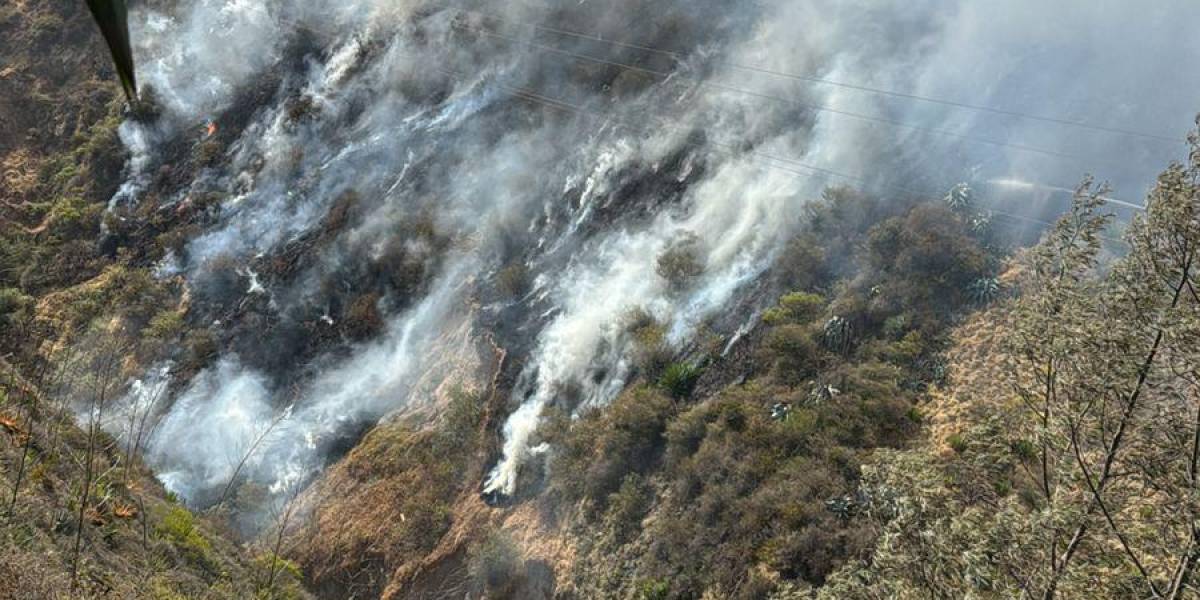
[[985, 179, 1145, 211], [452, 21, 1129, 167], [275, 11, 1163, 174], [271, 13, 1131, 242], [463, 8, 1185, 144], [454, 21, 1148, 208], [437, 63, 1129, 244]]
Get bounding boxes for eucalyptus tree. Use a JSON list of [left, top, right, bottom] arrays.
[[821, 119, 1200, 600]]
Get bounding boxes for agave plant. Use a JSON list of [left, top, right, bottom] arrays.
[[85, 0, 138, 103], [807, 382, 840, 405], [944, 182, 973, 212], [658, 361, 701, 399], [968, 276, 1001, 305], [769, 402, 791, 421], [822, 315, 854, 354], [969, 210, 993, 236], [824, 494, 858, 521]]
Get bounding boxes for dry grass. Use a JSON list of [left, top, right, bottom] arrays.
[[922, 304, 1020, 452]]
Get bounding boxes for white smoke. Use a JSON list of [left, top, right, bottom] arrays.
[[142, 258, 471, 505], [133, 0, 284, 118], [150, 360, 276, 502], [105, 0, 1200, 504], [485, 159, 805, 494]]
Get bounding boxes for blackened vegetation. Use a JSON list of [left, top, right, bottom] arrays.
[[0, 3, 313, 596], [98, 35, 448, 389], [474, 139, 713, 450]]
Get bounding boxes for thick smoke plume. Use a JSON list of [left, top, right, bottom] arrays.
[[105, 0, 1200, 506]]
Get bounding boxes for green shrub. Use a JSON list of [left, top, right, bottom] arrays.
[[760, 324, 820, 383], [156, 506, 214, 568], [993, 478, 1012, 496], [194, 138, 224, 166], [658, 362, 701, 399], [435, 386, 484, 453], [776, 234, 829, 291], [48, 162, 79, 191], [864, 330, 926, 368], [468, 530, 523, 596], [762, 292, 825, 325], [547, 386, 674, 506], [862, 205, 988, 318], [905, 406, 924, 424], [638, 578, 671, 600], [46, 195, 99, 240], [625, 308, 672, 379], [1010, 439, 1037, 461], [0, 287, 29, 318], [252, 553, 306, 599], [253, 553, 303, 582], [881, 314, 910, 339], [149, 579, 190, 600], [605, 474, 652, 544], [182, 329, 218, 372], [145, 309, 184, 342], [344, 292, 383, 340]]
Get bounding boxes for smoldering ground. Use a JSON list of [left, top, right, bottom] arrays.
[[98, 0, 1200, 515]]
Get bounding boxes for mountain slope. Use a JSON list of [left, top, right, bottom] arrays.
[[3, 1, 1199, 599]]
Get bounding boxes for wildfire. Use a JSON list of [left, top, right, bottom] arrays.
[[205, 120, 218, 137]]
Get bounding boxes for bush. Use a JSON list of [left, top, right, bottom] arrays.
[[468, 530, 523, 596], [495, 262, 530, 298], [435, 386, 484, 453], [776, 235, 829, 291], [762, 292, 825, 326], [46, 195, 100, 240], [547, 386, 674, 507], [656, 233, 704, 291], [862, 205, 988, 318], [344, 292, 383, 340], [253, 553, 304, 582], [182, 329, 218, 372], [156, 506, 214, 568], [638, 579, 671, 600], [604, 474, 653, 544], [252, 553, 306, 599], [145, 309, 184, 342], [625, 308, 672, 379], [0, 287, 29, 318], [760, 324, 821, 384]]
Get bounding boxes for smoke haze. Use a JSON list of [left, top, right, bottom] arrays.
[[105, 0, 1200, 505]]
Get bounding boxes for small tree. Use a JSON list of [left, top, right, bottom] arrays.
[[468, 530, 524, 597], [71, 323, 132, 587], [656, 233, 704, 291]]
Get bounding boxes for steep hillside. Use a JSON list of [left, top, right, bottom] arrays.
[[3, 1, 1199, 600], [274, 188, 1007, 598], [0, 357, 303, 599], [820, 155, 1200, 598], [0, 2, 297, 598]]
